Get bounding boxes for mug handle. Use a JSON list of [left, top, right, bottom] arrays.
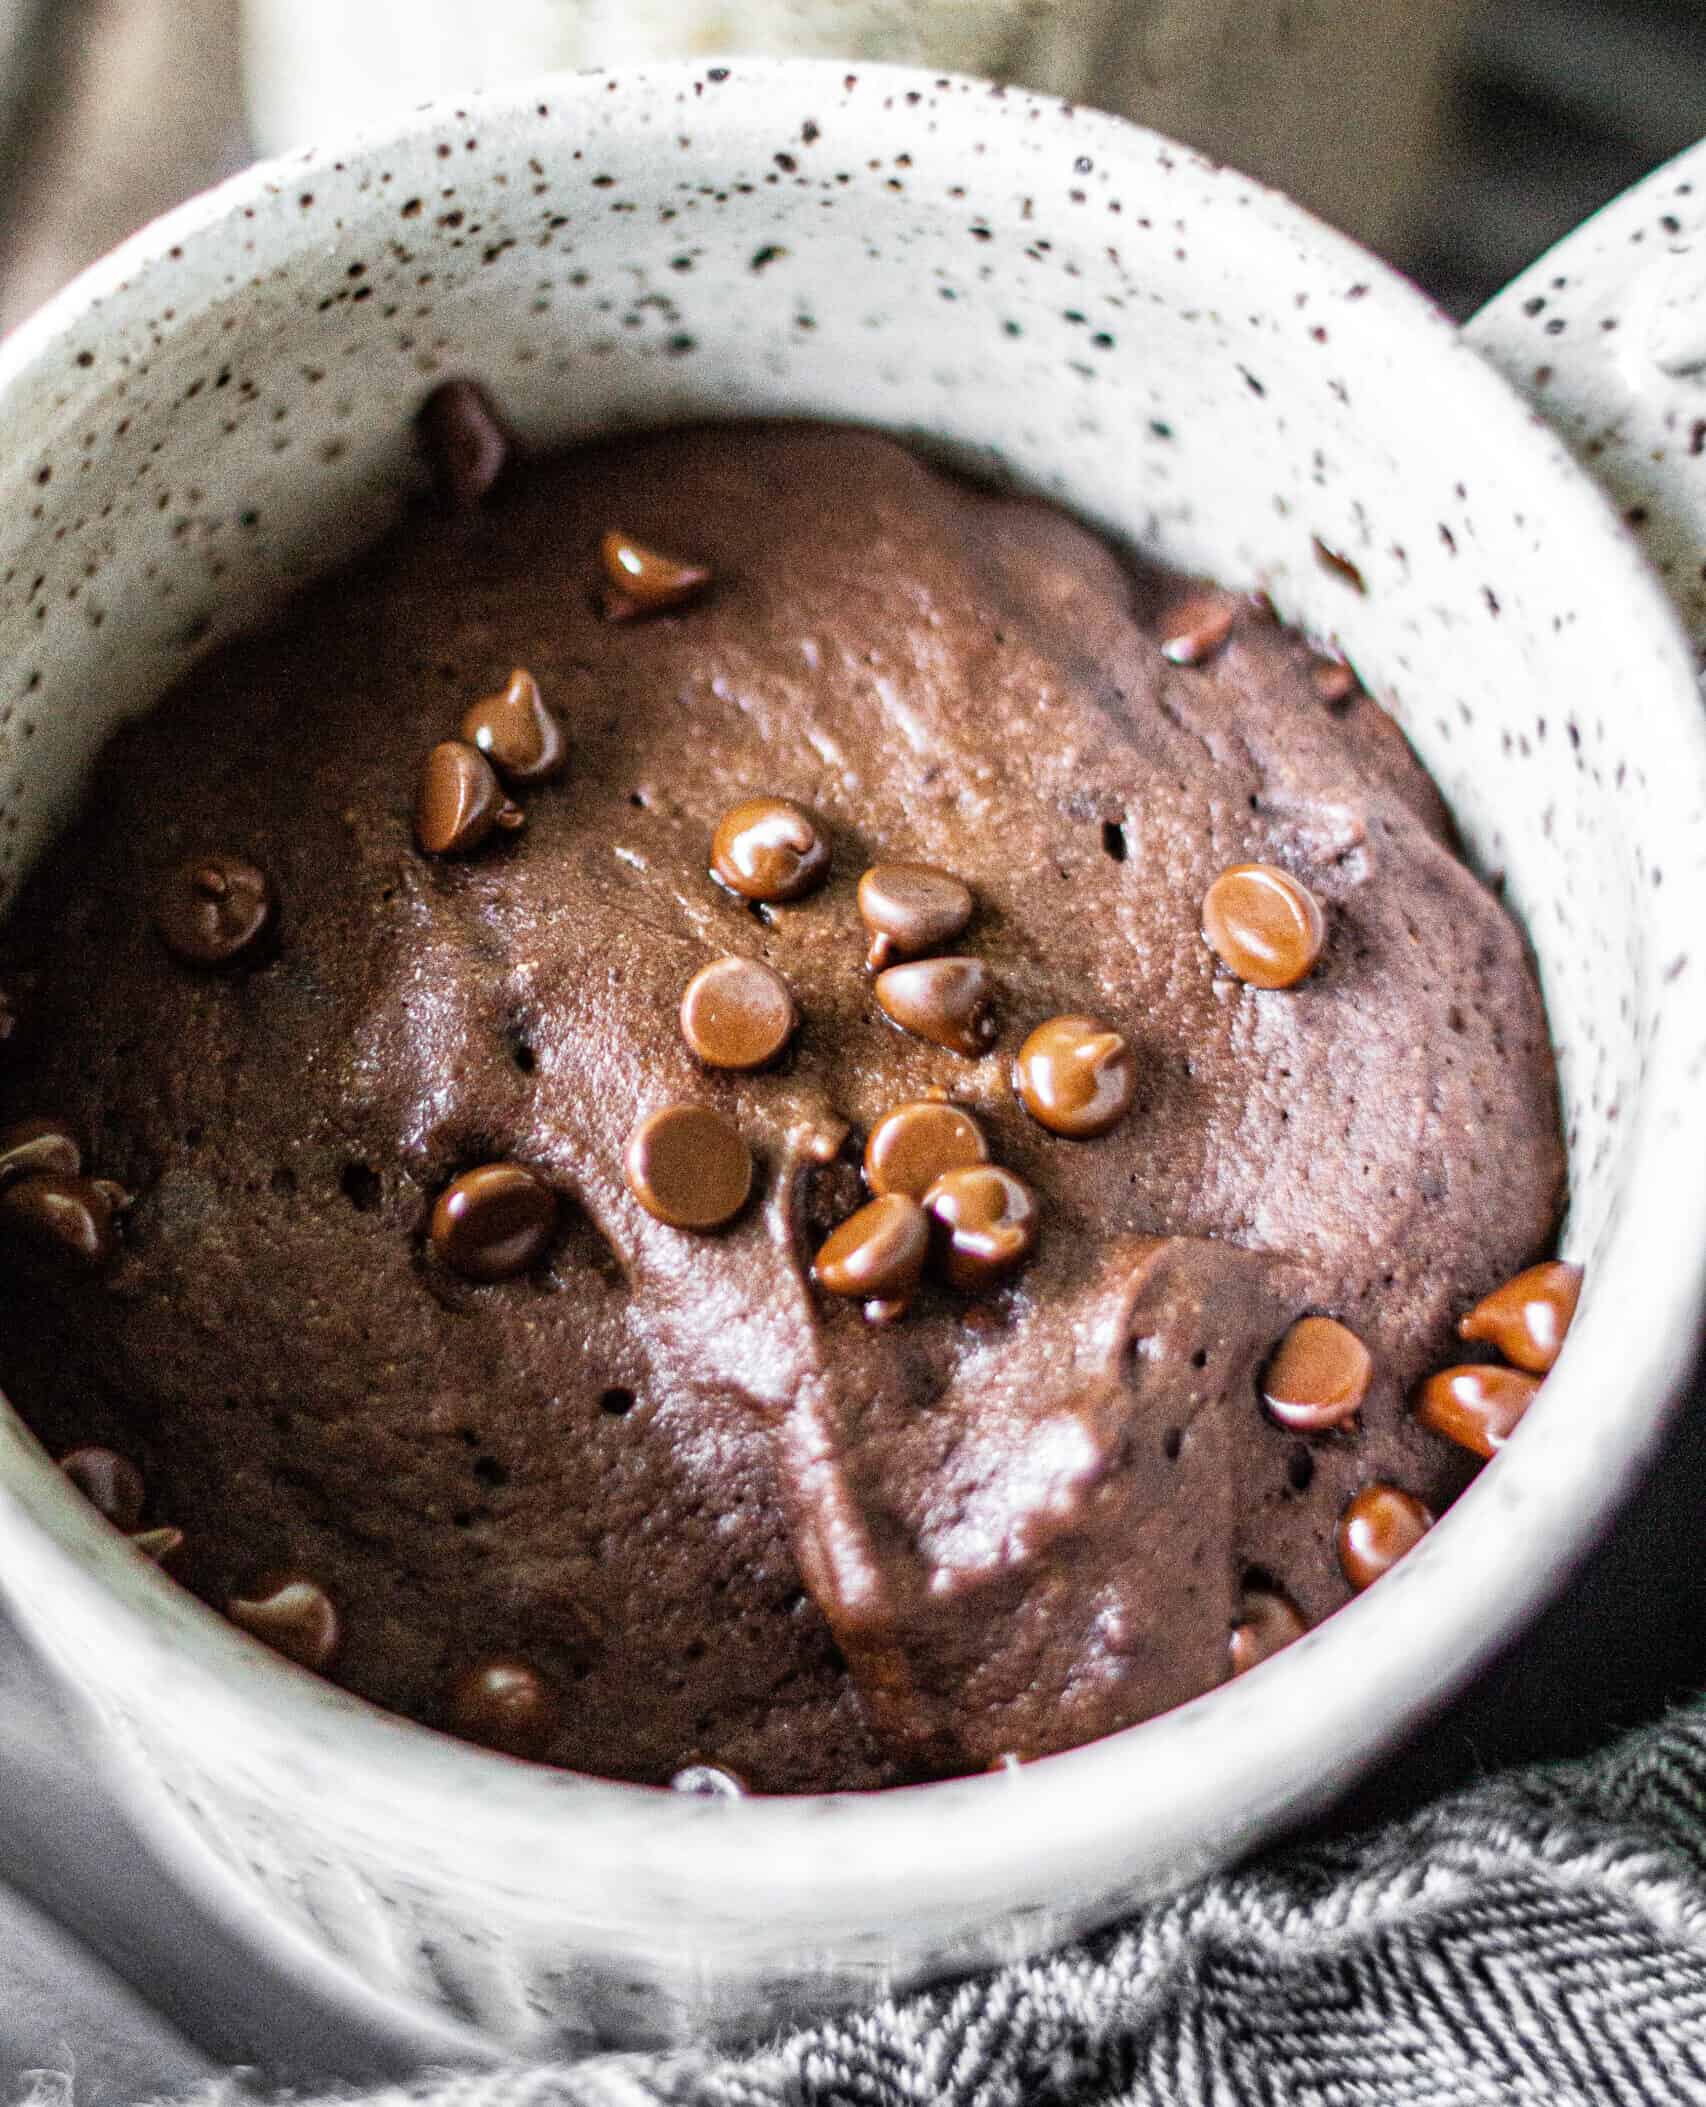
[[1464, 136, 1706, 671]]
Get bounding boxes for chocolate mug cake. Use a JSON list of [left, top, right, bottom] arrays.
[[0, 391, 1572, 1792]]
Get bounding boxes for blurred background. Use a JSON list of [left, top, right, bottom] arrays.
[[0, 0, 1703, 338]]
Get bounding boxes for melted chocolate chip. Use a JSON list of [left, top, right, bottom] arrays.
[[130, 1524, 184, 1566], [1228, 1588, 1307, 1676], [670, 1763, 748, 1798], [863, 1100, 988, 1201], [1336, 1483, 1432, 1591], [710, 797, 830, 902], [226, 1574, 341, 1671], [857, 862, 974, 970], [1014, 1015, 1137, 1139], [415, 740, 524, 857], [0, 1174, 119, 1267], [448, 1657, 558, 1757], [1201, 863, 1326, 989], [624, 1105, 752, 1230], [924, 1164, 1039, 1291], [430, 1163, 557, 1281], [60, 1446, 145, 1530], [600, 530, 711, 619], [1456, 1259, 1582, 1375], [461, 668, 568, 786], [679, 956, 797, 1071], [155, 854, 273, 966], [1415, 1363, 1540, 1459], [874, 957, 997, 1057], [1159, 593, 1237, 666], [0, 1116, 82, 1188], [813, 1194, 930, 1304], [1260, 1316, 1372, 1433], [417, 378, 508, 509]]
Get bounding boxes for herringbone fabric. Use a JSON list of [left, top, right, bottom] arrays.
[[267, 1709, 1706, 2107]]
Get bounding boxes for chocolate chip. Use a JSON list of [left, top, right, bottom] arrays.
[[1228, 1588, 1306, 1676], [863, 1100, 988, 1201], [923, 1164, 1039, 1290], [0, 1115, 82, 1188], [430, 1163, 557, 1281], [857, 862, 974, 970], [0, 989, 17, 1045], [155, 854, 273, 966], [1013, 1015, 1137, 1138], [874, 957, 997, 1057], [600, 530, 711, 618], [60, 1445, 145, 1530], [416, 740, 524, 857], [1159, 592, 1237, 666], [447, 1657, 557, 1758], [679, 956, 797, 1071], [226, 1574, 341, 1671], [1201, 863, 1326, 989], [1415, 1363, 1540, 1459], [624, 1105, 752, 1230], [130, 1524, 184, 1566], [1456, 1259, 1582, 1374], [1260, 1316, 1372, 1433], [417, 378, 508, 508], [1336, 1483, 1432, 1591], [460, 668, 567, 786], [710, 797, 830, 902], [0, 1174, 119, 1267], [671, 1763, 749, 1798], [813, 1193, 930, 1305]]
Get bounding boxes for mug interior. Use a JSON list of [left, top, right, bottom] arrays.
[[0, 61, 1701, 2049]]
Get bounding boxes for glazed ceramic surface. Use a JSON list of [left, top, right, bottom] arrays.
[[1468, 135, 1706, 670], [0, 63, 1702, 2055]]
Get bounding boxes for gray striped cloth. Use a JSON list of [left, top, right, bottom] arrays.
[[247, 1706, 1706, 2107]]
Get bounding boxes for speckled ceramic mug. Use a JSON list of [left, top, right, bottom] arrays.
[[0, 63, 1701, 2061]]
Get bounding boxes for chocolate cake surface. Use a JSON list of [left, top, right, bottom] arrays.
[[0, 420, 1565, 1790]]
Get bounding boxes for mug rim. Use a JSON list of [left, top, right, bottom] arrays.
[[0, 54, 1703, 1951]]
